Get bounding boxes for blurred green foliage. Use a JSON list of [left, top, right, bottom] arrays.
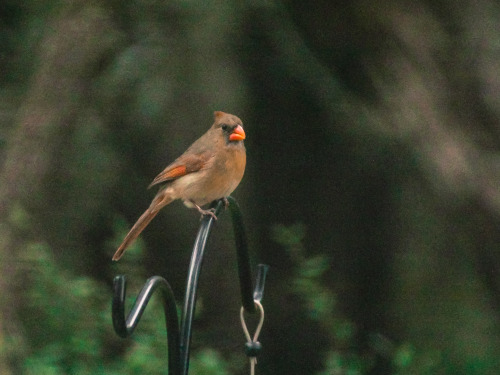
[[16, 239, 233, 375], [273, 223, 368, 374], [273, 223, 500, 375]]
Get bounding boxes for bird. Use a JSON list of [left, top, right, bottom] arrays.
[[112, 111, 246, 261]]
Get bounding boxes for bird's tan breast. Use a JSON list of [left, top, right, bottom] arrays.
[[171, 143, 246, 206]]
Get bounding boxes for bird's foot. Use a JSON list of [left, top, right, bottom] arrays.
[[192, 202, 218, 220], [222, 197, 229, 209], [200, 207, 218, 220]]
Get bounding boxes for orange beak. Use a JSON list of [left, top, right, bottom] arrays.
[[229, 125, 246, 141]]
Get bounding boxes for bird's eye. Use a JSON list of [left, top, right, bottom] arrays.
[[221, 124, 229, 131]]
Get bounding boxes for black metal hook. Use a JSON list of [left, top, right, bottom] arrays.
[[111, 196, 269, 375], [112, 275, 181, 374], [227, 196, 269, 306]]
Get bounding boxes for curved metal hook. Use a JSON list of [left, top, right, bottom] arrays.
[[227, 196, 269, 310], [112, 275, 181, 375]]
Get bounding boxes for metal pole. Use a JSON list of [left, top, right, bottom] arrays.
[[179, 200, 223, 375]]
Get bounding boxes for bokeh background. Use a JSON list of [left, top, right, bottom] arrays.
[[1, 0, 500, 374]]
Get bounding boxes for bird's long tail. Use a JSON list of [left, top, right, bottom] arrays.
[[112, 190, 173, 261]]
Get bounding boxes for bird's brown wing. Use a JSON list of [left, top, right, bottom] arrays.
[[148, 151, 212, 188]]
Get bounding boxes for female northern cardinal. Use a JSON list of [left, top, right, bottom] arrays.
[[112, 111, 246, 261]]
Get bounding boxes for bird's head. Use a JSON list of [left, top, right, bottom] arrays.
[[213, 111, 246, 143]]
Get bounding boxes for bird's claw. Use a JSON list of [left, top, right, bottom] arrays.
[[191, 201, 218, 220], [199, 207, 218, 221], [222, 197, 229, 209]]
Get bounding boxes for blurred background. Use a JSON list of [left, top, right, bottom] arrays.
[[1, 0, 500, 374]]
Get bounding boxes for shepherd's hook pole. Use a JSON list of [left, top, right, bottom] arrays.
[[111, 197, 269, 375]]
